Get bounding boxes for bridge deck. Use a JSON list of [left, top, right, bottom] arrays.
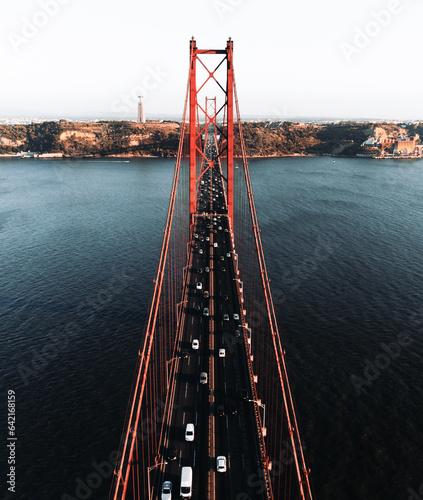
[[154, 140, 268, 500]]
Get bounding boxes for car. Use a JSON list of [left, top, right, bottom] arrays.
[[161, 481, 172, 500], [224, 228, 229, 232], [192, 339, 199, 350], [203, 307, 209, 316], [223, 314, 229, 321], [234, 329, 241, 338], [223, 294, 229, 301], [196, 282, 202, 290], [198, 268, 203, 273], [185, 423, 195, 442], [220, 255, 224, 261], [221, 267, 226, 272], [226, 252, 231, 257], [218, 226, 222, 231], [200, 372, 208, 384], [167, 448, 177, 461], [213, 242, 218, 247], [195, 304, 201, 311], [240, 389, 249, 401], [216, 456, 227, 473], [217, 403, 225, 416], [205, 267, 210, 273], [180, 351, 188, 358], [194, 233, 198, 239], [206, 237, 210, 241], [219, 348, 226, 357], [199, 249, 203, 254], [203, 291, 209, 298], [180, 467, 193, 498], [233, 313, 239, 320]]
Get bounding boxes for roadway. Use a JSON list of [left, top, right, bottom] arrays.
[[153, 140, 267, 499]]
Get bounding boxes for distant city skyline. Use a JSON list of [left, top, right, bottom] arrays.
[[1, 0, 423, 121]]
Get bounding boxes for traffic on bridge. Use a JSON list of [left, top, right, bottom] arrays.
[[155, 134, 269, 499]]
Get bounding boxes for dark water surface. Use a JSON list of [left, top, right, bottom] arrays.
[[1, 156, 422, 500]]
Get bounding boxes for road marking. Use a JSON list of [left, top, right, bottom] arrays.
[[195, 412, 198, 425], [193, 450, 196, 467], [198, 357, 201, 366], [185, 381, 188, 398], [226, 415, 229, 429], [191, 317, 194, 325], [182, 412, 186, 425], [188, 356, 191, 366], [242, 453, 245, 470], [224, 382, 227, 394]]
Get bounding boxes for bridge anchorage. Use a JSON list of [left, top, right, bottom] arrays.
[[110, 37, 314, 500]]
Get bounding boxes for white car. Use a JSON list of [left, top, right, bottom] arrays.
[[226, 252, 231, 257], [200, 372, 208, 384], [192, 339, 199, 350], [216, 456, 227, 472], [203, 307, 209, 316], [185, 423, 195, 442], [223, 314, 229, 321], [196, 282, 202, 290], [219, 349, 226, 358], [213, 242, 218, 248], [233, 313, 239, 320], [161, 481, 172, 500]]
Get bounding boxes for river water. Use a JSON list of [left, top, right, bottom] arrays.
[[0, 156, 422, 500]]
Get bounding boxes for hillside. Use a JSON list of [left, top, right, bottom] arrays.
[[1, 120, 422, 158], [0, 121, 180, 157]]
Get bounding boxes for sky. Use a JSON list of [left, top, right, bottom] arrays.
[[1, 0, 422, 121]]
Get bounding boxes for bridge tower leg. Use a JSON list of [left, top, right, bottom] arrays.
[[189, 38, 197, 227], [226, 38, 234, 225]]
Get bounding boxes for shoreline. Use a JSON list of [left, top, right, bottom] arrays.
[[1, 152, 422, 160]]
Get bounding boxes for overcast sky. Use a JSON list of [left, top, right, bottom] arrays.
[[1, 0, 422, 121]]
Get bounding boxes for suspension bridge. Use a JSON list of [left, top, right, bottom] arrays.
[[109, 37, 314, 500]]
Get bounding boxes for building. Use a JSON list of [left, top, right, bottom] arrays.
[[393, 140, 416, 155]]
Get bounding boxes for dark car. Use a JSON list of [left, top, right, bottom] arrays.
[[240, 389, 249, 401], [167, 448, 177, 461], [217, 403, 225, 416]]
